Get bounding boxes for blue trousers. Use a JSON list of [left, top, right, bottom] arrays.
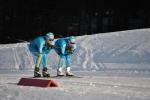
[[58, 54, 71, 68], [29, 45, 47, 68]]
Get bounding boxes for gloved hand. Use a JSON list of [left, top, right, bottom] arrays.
[[67, 46, 75, 54], [49, 45, 55, 49], [69, 50, 74, 54]]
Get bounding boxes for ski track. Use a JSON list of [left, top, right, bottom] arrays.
[[0, 72, 150, 100]]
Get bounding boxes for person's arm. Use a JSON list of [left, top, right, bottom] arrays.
[[61, 43, 66, 55], [59, 40, 67, 55], [67, 44, 77, 54], [38, 41, 45, 54]]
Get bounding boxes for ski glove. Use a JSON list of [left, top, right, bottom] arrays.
[[67, 46, 75, 54], [49, 45, 55, 49]]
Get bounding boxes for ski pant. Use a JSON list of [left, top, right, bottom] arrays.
[[58, 54, 71, 68], [29, 46, 48, 68]]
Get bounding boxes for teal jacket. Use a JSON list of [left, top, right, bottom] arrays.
[[55, 37, 76, 56], [29, 36, 51, 54]]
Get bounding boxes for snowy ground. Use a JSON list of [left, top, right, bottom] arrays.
[[1, 28, 150, 100], [0, 71, 150, 100]]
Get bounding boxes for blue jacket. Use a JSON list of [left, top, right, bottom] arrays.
[[29, 36, 51, 54], [55, 38, 72, 56]]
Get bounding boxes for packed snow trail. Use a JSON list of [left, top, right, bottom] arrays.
[[0, 71, 150, 100]]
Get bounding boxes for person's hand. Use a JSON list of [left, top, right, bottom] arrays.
[[67, 46, 75, 54], [49, 45, 55, 49], [69, 50, 74, 54]]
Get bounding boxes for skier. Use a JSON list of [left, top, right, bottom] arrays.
[[29, 32, 55, 77], [54, 36, 77, 76]]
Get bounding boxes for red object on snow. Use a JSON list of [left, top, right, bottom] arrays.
[[17, 78, 58, 87]]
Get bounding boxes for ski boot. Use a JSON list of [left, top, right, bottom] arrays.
[[34, 67, 41, 77], [66, 67, 74, 76], [57, 67, 65, 76], [42, 67, 50, 77]]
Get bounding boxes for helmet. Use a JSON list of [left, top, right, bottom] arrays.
[[46, 32, 54, 41], [69, 36, 75, 44], [68, 36, 76, 51]]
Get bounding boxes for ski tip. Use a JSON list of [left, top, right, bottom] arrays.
[[50, 75, 82, 78]]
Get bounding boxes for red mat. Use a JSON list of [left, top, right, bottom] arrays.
[[17, 78, 58, 87]]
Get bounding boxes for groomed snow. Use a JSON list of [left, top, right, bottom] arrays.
[[0, 28, 150, 100]]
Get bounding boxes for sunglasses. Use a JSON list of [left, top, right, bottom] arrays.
[[49, 38, 54, 41], [69, 41, 75, 44]]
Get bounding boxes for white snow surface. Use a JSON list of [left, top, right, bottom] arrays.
[[0, 28, 150, 72], [0, 28, 150, 100]]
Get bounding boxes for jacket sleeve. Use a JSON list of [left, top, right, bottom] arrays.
[[60, 41, 66, 55], [43, 46, 51, 54]]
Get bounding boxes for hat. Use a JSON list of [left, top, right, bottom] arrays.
[[69, 36, 75, 43], [46, 32, 54, 41]]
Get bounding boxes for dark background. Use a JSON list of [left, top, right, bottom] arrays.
[[0, 0, 150, 43]]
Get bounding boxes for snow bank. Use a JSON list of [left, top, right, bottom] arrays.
[[0, 28, 150, 72], [0, 43, 33, 70], [75, 29, 150, 71]]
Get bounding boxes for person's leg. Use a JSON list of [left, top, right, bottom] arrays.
[[57, 55, 65, 76], [66, 55, 73, 76], [42, 54, 50, 77], [42, 54, 48, 68], [28, 44, 42, 77], [33, 54, 42, 77], [35, 54, 42, 68], [66, 55, 71, 67], [29, 46, 41, 68]]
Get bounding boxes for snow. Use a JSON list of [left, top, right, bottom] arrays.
[[0, 28, 150, 100], [1, 72, 150, 100]]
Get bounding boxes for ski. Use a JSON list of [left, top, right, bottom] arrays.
[[31, 75, 82, 79], [50, 75, 82, 78]]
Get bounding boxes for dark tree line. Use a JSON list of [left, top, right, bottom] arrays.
[[0, 0, 150, 43]]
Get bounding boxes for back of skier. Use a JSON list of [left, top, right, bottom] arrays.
[[55, 36, 77, 76], [29, 32, 55, 77]]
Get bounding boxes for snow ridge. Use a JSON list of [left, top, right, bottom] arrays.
[[0, 29, 150, 72]]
